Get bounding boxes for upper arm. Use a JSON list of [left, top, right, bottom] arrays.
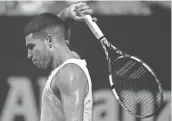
[[55, 63, 88, 121]]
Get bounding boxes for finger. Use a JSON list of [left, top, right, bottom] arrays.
[[74, 16, 86, 21], [92, 17, 97, 22], [73, 2, 87, 9], [77, 5, 90, 11], [72, 3, 87, 14], [77, 2, 87, 7], [80, 9, 93, 15], [74, 16, 97, 22]]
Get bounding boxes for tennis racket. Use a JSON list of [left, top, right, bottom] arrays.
[[79, 13, 163, 118]]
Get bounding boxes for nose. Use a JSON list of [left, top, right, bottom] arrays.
[[27, 50, 33, 59]]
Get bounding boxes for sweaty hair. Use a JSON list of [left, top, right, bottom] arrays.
[[24, 13, 65, 38]]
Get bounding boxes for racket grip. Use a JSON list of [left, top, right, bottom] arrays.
[[81, 14, 104, 39]]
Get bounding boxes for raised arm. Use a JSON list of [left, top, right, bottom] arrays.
[[55, 64, 88, 121], [57, 2, 94, 23], [57, 2, 96, 40]]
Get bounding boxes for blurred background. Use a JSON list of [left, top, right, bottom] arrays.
[[0, 1, 171, 121]]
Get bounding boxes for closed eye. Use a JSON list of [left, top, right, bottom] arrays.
[[26, 43, 35, 50]]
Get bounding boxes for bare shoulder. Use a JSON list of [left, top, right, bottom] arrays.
[[55, 63, 88, 95]]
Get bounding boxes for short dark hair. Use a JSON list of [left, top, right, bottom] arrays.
[[24, 13, 65, 38]]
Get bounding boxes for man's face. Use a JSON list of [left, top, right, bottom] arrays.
[[25, 33, 52, 69]]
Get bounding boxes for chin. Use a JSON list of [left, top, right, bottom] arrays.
[[37, 66, 46, 70], [37, 61, 50, 70], [38, 64, 49, 70]]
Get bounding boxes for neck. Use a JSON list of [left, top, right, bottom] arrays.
[[51, 45, 76, 70]]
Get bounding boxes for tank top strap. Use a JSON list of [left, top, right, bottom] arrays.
[[63, 58, 87, 66]]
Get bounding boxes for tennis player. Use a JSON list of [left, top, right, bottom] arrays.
[[24, 2, 93, 121]]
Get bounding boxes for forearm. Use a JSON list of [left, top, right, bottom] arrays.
[[57, 8, 67, 21]]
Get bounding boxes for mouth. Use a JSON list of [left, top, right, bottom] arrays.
[[32, 60, 37, 64]]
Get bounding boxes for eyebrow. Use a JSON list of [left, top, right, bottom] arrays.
[[26, 43, 34, 49]]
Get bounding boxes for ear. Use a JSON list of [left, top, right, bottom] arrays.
[[45, 34, 54, 48]]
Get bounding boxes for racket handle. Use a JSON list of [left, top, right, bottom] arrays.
[[81, 14, 126, 56], [81, 14, 104, 39]]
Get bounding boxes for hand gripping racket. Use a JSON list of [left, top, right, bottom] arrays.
[[79, 13, 163, 118]]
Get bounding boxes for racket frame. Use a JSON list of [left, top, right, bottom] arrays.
[[79, 13, 163, 118], [110, 55, 163, 118]]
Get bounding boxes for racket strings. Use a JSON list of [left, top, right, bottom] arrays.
[[129, 66, 147, 79], [116, 60, 137, 76], [111, 58, 162, 118], [120, 90, 155, 115]]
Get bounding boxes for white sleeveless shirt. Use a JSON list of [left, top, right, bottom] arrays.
[[40, 59, 93, 121]]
